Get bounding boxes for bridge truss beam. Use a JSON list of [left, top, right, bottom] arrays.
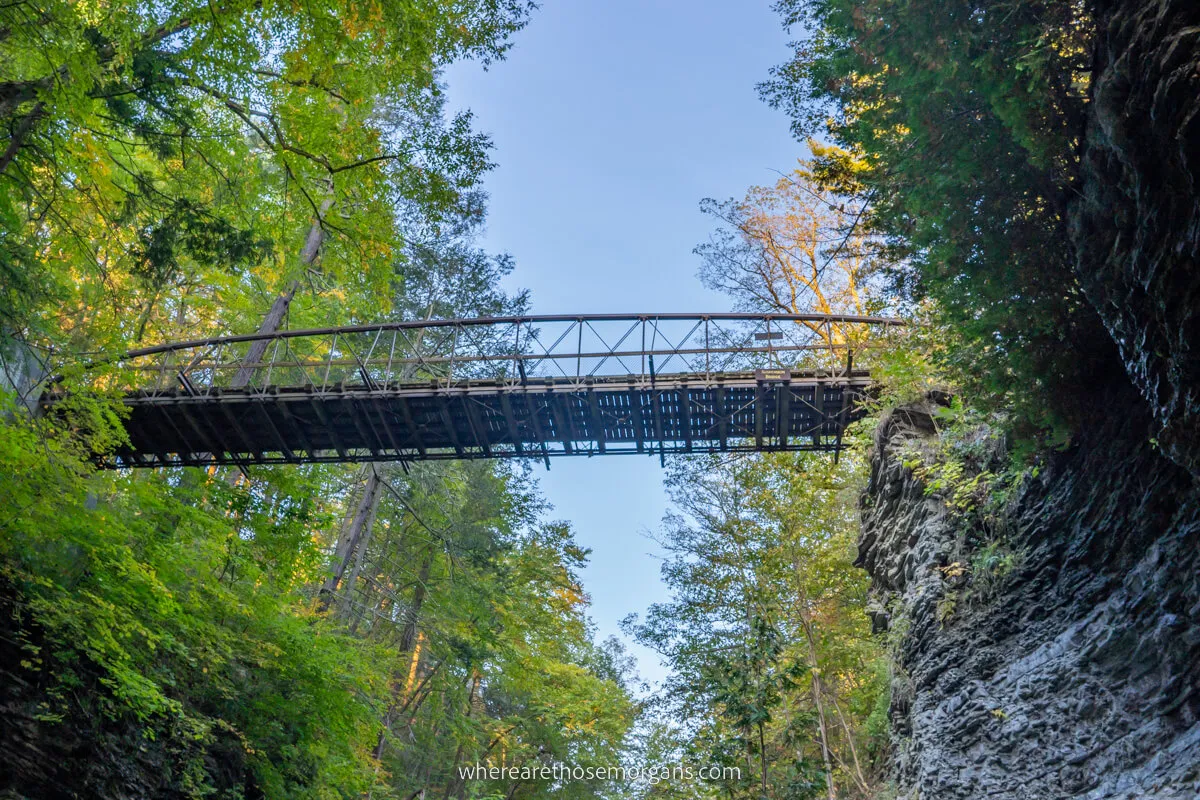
[[109, 372, 872, 468], [45, 313, 899, 467]]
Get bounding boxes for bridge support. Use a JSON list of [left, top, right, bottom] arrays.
[[96, 372, 871, 467]]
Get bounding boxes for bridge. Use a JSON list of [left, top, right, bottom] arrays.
[[51, 313, 902, 468]]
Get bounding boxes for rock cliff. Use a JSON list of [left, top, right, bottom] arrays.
[[862, 4, 1200, 794], [1071, 0, 1200, 475], [858, 395, 1200, 798]]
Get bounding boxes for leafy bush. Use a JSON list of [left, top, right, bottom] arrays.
[[0, 407, 393, 797]]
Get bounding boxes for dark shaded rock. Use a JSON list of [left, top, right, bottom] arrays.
[[1071, 0, 1200, 475], [861, 3, 1200, 794], [860, 394, 1200, 799]]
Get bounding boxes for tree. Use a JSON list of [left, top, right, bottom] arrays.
[[697, 157, 886, 344], [627, 452, 886, 800], [759, 0, 1119, 432], [394, 188, 530, 323], [0, 5, 645, 796], [0, 0, 532, 347], [696, 160, 892, 371]]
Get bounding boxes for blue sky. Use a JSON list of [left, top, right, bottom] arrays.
[[445, 0, 805, 686]]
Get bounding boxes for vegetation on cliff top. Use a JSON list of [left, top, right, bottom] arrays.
[[761, 0, 1113, 436]]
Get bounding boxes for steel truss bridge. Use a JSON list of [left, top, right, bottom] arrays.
[[53, 313, 902, 468]]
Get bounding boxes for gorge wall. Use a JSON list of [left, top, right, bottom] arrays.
[[858, 4, 1200, 796], [1071, 0, 1200, 476], [858, 396, 1200, 799]]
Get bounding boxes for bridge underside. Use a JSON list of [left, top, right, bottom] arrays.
[[103, 371, 871, 468]]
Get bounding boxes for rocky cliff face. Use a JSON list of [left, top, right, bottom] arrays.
[[858, 396, 1200, 799], [863, 5, 1200, 794], [1071, 0, 1200, 475]]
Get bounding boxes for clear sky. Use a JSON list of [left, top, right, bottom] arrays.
[[444, 0, 805, 686]]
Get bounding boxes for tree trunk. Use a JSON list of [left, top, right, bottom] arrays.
[[810, 648, 837, 800], [400, 550, 434, 652], [229, 281, 298, 389], [444, 672, 480, 800], [758, 721, 769, 796], [828, 690, 870, 794], [791, 554, 837, 800], [338, 484, 382, 620], [0, 101, 46, 176], [231, 196, 333, 389], [319, 470, 383, 608], [219, 198, 333, 486], [374, 548, 436, 760]]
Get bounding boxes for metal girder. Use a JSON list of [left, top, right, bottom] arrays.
[[78, 314, 896, 398], [587, 389, 607, 454], [628, 387, 647, 454], [93, 371, 871, 468], [498, 391, 524, 454]]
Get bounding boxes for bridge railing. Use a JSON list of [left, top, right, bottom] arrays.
[[100, 313, 903, 396]]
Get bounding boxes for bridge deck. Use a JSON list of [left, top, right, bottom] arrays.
[[103, 370, 871, 468]]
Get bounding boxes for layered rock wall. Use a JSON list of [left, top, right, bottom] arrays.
[[1071, 0, 1200, 474], [859, 398, 1200, 798]]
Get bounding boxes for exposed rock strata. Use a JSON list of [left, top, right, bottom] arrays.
[[859, 398, 1200, 799], [1071, 0, 1200, 475]]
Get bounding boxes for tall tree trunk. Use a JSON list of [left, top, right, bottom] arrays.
[[0, 101, 46, 176], [220, 198, 333, 485], [444, 671, 480, 800], [790, 553, 838, 800], [828, 690, 870, 794], [231, 196, 333, 389], [400, 550, 434, 653], [319, 469, 383, 608], [229, 281, 298, 389], [808, 633, 837, 800], [758, 721, 769, 796], [375, 548, 436, 760], [338, 482, 382, 620]]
